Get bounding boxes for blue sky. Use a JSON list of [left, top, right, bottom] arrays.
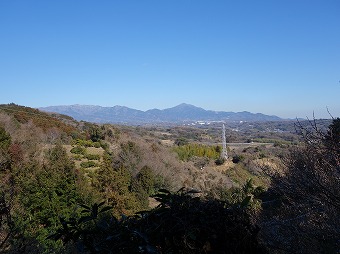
[[0, 0, 339, 118]]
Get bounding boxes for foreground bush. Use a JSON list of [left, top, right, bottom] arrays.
[[260, 118, 340, 253], [50, 189, 267, 253]]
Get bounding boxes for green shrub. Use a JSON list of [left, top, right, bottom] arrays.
[[215, 157, 225, 165], [80, 161, 97, 168], [131, 180, 149, 209], [93, 142, 101, 148], [73, 139, 102, 148], [137, 166, 155, 195], [89, 126, 104, 142], [85, 154, 100, 160], [100, 141, 109, 150], [70, 146, 86, 155], [232, 155, 244, 163], [153, 174, 170, 191], [0, 126, 11, 150], [173, 143, 220, 161]]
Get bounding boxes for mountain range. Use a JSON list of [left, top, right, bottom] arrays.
[[39, 103, 283, 124]]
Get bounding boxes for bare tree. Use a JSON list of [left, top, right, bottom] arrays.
[[260, 118, 340, 253]]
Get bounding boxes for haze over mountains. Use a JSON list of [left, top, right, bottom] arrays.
[[40, 103, 283, 124]]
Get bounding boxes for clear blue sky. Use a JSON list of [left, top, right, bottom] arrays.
[[1, 0, 339, 118]]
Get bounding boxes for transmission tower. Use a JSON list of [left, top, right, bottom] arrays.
[[221, 124, 228, 159]]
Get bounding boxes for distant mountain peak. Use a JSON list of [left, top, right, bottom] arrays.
[[173, 103, 202, 109], [39, 104, 283, 124], [175, 103, 194, 107]]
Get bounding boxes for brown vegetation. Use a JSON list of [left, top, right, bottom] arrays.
[[1, 104, 337, 253]]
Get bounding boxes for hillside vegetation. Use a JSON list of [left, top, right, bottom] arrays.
[[0, 104, 338, 253]]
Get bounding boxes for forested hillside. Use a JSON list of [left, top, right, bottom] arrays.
[[0, 104, 338, 253]]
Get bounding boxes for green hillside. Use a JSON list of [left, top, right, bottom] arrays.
[[0, 104, 338, 253]]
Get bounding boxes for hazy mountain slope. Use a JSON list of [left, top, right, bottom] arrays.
[[40, 103, 282, 124]]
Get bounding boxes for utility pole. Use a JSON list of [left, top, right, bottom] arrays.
[[221, 124, 228, 160]]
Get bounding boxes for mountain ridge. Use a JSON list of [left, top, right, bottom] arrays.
[[39, 103, 283, 124]]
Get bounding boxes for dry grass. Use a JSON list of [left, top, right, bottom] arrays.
[[86, 146, 105, 155], [226, 164, 270, 187], [148, 197, 160, 209], [211, 158, 270, 187], [213, 160, 234, 172], [160, 139, 174, 146], [251, 158, 279, 171]]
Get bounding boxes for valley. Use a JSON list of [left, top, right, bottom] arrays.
[[0, 103, 338, 253]]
